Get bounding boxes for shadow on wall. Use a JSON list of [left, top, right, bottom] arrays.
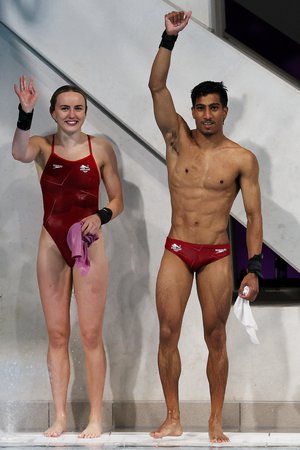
[[0, 1, 59, 409], [0, 19, 153, 422], [235, 141, 291, 421], [69, 135, 150, 429], [104, 137, 150, 427], [0, 21, 60, 429], [226, 93, 299, 269], [0, 142, 48, 414], [293, 308, 300, 423], [224, 94, 291, 417], [243, 139, 299, 270], [224, 93, 246, 136], [0, 5, 152, 429], [0, 0, 43, 23]]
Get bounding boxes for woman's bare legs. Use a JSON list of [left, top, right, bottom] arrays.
[[73, 234, 108, 438], [37, 228, 72, 437]]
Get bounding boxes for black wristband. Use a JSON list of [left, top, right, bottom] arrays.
[[159, 30, 178, 51], [247, 254, 263, 278], [96, 207, 113, 225], [17, 104, 34, 131]]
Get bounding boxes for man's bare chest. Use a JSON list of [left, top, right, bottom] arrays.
[[169, 153, 239, 192]]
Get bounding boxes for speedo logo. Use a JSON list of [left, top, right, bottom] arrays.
[[52, 164, 63, 169], [215, 248, 227, 254]]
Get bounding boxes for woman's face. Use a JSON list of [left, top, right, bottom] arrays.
[[51, 91, 86, 132]]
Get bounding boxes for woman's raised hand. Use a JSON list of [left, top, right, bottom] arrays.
[[14, 75, 38, 113]]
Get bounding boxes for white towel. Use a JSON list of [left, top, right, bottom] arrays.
[[233, 286, 260, 344]]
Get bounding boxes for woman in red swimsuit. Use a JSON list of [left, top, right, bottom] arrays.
[[12, 75, 124, 438]]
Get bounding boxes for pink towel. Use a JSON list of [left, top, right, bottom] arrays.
[[67, 221, 98, 276]]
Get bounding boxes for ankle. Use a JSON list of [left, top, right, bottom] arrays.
[[55, 411, 67, 421], [167, 409, 180, 421], [88, 414, 102, 423], [209, 413, 222, 424]]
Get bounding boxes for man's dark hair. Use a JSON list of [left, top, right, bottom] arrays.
[[191, 81, 228, 108], [49, 85, 88, 114]]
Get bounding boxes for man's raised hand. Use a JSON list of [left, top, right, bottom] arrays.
[[165, 10, 192, 35]]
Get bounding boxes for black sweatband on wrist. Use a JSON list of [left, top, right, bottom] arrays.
[[96, 207, 113, 225], [159, 30, 178, 51], [247, 254, 263, 278], [17, 104, 34, 131]]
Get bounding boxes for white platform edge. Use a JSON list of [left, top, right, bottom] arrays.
[[1, 432, 300, 447]]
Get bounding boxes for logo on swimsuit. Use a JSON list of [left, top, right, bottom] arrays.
[[80, 164, 90, 173], [215, 248, 227, 254], [52, 164, 63, 169], [171, 243, 182, 252]]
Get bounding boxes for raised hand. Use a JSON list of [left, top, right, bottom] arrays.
[[14, 75, 38, 113], [165, 10, 192, 35]]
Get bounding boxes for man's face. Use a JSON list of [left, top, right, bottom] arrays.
[[192, 93, 228, 136]]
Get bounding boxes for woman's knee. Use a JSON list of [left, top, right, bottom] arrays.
[[48, 328, 70, 349], [80, 328, 102, 351]]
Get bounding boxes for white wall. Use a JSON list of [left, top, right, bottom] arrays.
[[0, 24, 168, 404], [165, 0, 214, 29], [0, 0, 300, 415], [0, 0, 299, 272]]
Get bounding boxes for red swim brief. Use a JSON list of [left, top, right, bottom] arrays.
[[165, 237, 230, 272]]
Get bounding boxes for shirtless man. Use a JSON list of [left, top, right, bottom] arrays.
[[148, 11, 263, 443], [12, 76, 123, 438]]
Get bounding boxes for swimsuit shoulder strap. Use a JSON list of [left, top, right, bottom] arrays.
[[87, 135, 92, 155], [51, 134, 55, 154]]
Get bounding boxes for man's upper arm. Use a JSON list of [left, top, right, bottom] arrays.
[[239, 149, 263, 261], [150, 86, 179, 144], [239, 151, 261, 216]]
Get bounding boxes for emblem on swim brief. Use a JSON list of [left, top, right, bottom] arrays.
[[80, 164, 90, 173], [215, 248, 227, 254], [171, 243, 182, 252], [52, 164, 63, 169]]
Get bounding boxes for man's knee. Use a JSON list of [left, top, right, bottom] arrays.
[[204, 325, 226, 351], [159, 323, 180, 350]]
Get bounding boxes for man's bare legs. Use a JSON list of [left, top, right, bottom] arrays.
[[150, 251, 193, 438], [74, 235, 108, 438], [37, 229, 72, 437], [196, 256, 232, 443]]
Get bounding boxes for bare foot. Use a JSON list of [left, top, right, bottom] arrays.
[[44, 416, 67, 437], [79, 420, 102, 439], [150, 417, 183, 439], [209, 418, 229, 443]]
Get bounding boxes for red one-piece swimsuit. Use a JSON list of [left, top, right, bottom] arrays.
[[40, 135, 100, 266]]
